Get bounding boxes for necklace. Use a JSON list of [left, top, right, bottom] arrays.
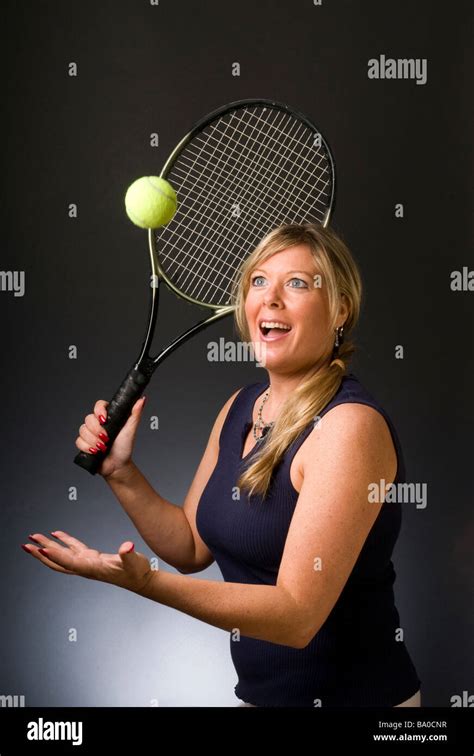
[[253, 387, 275, 441]]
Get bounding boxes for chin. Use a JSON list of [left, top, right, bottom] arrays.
[[258, 355, 294, 373]]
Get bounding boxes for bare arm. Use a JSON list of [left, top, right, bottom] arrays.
[[104, 462, 195, 573], [131, 403, 397, 649], [103, 389, 242, 574], [140, 571, 305, 648], [29, 402, 397, 650]]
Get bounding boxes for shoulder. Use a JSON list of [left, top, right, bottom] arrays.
[[321, 400, 389, 432], [299, 399, 397, 482], [307, 400, 393, 453], [316, 373, 392, 436]]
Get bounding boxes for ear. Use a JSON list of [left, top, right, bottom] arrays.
[[338, 293, 350, 325]]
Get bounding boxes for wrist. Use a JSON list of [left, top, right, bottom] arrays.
[[136, 567, 161, 599], [103, 460, 136, 485]]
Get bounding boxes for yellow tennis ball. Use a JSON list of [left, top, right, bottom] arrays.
[[125, 176, 177, 229]]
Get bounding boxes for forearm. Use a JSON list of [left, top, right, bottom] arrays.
[[104, 462, 196, 572], [136, 570, 307, 649]]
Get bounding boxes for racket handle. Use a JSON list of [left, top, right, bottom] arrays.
[[73, 362, 153, 475]]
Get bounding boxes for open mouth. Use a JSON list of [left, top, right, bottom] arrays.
[[258, 320, 292, 341]]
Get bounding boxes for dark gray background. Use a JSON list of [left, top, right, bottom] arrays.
[[1, 0, 472, 706]]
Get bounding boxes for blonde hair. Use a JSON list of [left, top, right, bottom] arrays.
[[231, 222, 362, 498]]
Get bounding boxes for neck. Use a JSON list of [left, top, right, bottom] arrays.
[[264, 358, 328, 416]]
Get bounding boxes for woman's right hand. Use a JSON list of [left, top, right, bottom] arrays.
[[75, 396, 147, 479]]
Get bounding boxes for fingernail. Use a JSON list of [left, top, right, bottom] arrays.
[[142, 396, 147, 406], [96, 440, 107, 452], [98, 432, 109, 442], [28, 534, 40, 544], [126, 543, 135, 553], [99, 414, 106, 425], [38, 548, 48, 557], [21, 544, 31, 553], [89, 447, 98, 455]]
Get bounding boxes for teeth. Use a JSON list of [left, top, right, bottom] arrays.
[[260, 321, 291, 331]]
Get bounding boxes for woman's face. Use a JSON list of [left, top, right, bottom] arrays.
[[244, 244, 345, 375]]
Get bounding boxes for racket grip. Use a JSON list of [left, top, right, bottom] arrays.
[[73, 362, 153, 475]]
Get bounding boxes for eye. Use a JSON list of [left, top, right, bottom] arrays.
[[250, 275, 266, 287], [287, 277, 308, 289]]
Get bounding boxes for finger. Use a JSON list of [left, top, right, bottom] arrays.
[[21, 544, 75, 575], [50, 530, 89, 553], [34, 544, 78, 572], [76, 417, 109, 454], [25, 533, 77, 560], [78, 423, 101, 447], [75, 436, 101, 455], [28, 533, 48, 546], [29, 532, 64, 549], [94, 400, 109, 425], [84, 413, 109, 441]]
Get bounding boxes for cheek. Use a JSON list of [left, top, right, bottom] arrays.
[[243, 300, 255, 334], [243, 298, 251, 323], [297, 298, 330, 338], [294, 293, 320, 316], [244, 290, 258, 319]]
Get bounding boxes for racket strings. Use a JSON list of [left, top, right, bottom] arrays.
[[161, 114, 251, 300], [173, 116, 329, 268], [205, 114, 331, 192], [170, 109, 329, 280], [164, 107, 329, 291], [167, 112, 253, 299], [155, 104, 333, 306], [164, 112, 329, 304], [181, 116, 330, 220], [160, 110, 301, 298], [167, 115, 326, 303], [168, 107, 287, 294]]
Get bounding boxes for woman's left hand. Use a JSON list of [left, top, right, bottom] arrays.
[[21, 531, 153, 594]]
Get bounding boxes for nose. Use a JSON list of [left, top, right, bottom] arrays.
[[263, 283, 283, 308]]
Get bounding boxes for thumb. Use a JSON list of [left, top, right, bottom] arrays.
[[118, 542, 151, 592], [118, 541, 136, 567], [133, 395, 147, 414], [123, 396, 147, 432]]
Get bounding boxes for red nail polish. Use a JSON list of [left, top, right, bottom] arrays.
[[96, 440, 107, 452], [126, 543, 135, 553], [89, 447, 98, 455], [28, 535, 40, 544], [21, 544, 31, 553], [99, 414, 106, 425], [38, 548, 48, 557], [98, 432, 109, 442]]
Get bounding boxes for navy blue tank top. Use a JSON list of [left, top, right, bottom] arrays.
[[196, 373, 421, 706]]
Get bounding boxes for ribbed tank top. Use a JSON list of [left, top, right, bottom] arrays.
[[196, 373, 421, 707]]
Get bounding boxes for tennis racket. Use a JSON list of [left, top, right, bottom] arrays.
[[74, 98, 336, 474]]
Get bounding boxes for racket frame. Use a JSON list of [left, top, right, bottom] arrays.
[[74, 98, 335, 474], [152, 98, 335, 311]]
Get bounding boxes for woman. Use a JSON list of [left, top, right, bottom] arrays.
[[22, 223, 421, 707]]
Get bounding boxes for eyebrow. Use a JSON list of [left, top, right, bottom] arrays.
[[251, 268, 316, 277]]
